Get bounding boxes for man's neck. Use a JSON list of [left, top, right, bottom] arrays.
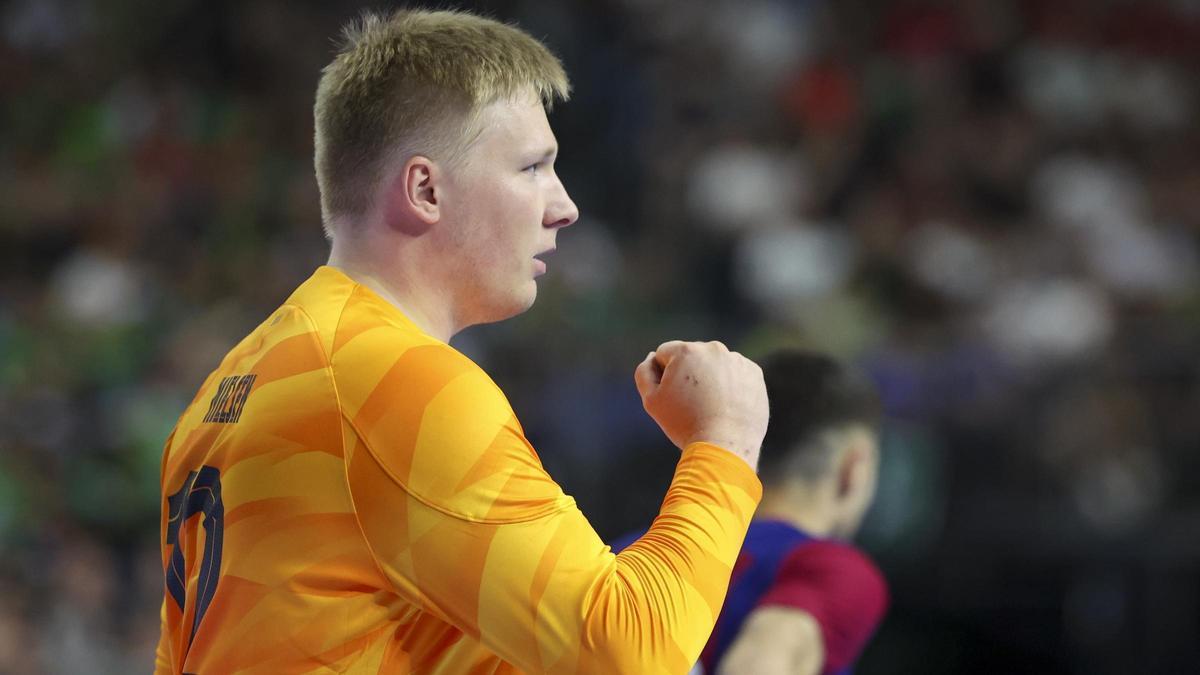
[[755, 486, 839, 539], [327, 241, 458, 342]]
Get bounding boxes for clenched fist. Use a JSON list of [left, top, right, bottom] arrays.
[[634, 341, 769, 470]]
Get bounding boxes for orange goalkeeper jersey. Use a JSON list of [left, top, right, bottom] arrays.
[[155, 266, 762, 674]]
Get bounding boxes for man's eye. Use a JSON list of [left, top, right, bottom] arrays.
[[523, 163, 541, 173]]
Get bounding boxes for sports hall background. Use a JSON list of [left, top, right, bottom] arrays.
[[1, 0, 1197, 672]]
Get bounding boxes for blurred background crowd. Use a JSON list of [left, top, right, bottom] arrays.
[[1, 0, 1197, 672]]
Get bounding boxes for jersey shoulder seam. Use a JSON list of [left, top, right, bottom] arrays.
[[341, 404, 576, 525], [324, 285, 572, 527]]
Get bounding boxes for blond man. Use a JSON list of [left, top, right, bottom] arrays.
[[155, 9, 768, 674]]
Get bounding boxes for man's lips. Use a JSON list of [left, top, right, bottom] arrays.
[[533, 248, 555, 275]]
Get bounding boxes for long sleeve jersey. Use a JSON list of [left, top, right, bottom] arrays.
[[155, 265, 762, 674]]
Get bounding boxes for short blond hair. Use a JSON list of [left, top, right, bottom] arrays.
[[313, 9, 570, 233]]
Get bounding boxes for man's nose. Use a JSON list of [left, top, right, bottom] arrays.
[[545, 180, 579, 229]]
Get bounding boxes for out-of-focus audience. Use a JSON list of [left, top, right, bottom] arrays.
[[1, 1, 1197, 672]]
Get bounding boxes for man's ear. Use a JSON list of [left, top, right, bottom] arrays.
[[837, 447, 861, 499], [382, 155, 441, 236], [837, 430, 878, 500]]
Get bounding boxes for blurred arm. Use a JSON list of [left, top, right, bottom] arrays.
[[724, 541, 890, 675], [717, 606, 824, 675]]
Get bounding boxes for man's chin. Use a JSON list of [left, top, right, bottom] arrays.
[[512, 285, 538, 316], [480, 286, 538, 324]]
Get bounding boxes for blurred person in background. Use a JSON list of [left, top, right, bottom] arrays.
[[155, 8, 768, 675], [615, 350, 888, 675]]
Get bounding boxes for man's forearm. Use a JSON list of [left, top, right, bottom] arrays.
[[581, 442, 763, 672], [717, 607, 824, 675]]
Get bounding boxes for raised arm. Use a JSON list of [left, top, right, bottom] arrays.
[[340, 340, 768, 673]]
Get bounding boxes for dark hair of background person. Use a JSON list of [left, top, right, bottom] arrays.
[[758, 351, 881, 485]]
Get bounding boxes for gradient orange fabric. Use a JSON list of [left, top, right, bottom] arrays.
[[156, 266, 762, 674]]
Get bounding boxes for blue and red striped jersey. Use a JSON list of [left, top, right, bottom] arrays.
[[613, 518, 888, 674]]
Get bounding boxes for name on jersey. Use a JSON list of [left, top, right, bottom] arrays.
[[203, 374, 257, 424]]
